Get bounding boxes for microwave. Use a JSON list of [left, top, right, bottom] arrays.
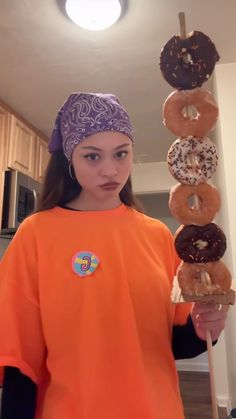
[[1, 170, 41, 236]]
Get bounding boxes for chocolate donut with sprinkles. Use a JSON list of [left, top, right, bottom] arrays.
[[174, 223, 226, 264], [160, 31, 220, 90]]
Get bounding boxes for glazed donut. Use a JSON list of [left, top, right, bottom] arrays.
[[167, 137, 218, 185], [160, 30, 220, 90], [163, 88, 218, 137], [174, 223, 226, 264], [169, 182, 220, 225], [177, 260, 231, 296]]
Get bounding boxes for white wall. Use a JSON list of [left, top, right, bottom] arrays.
[[132, 161, 176, 193], [135, 192, 179, 234], [132, 150, 232, 408], [132, 164, 210, 373], [213, 63, 236, 410]]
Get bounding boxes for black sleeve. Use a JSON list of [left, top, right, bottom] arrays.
[[172, 315, 217, 360], [0, 367, 37, 419]]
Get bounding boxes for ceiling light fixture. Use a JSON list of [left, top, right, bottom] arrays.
[[65, 0, 122, 31]]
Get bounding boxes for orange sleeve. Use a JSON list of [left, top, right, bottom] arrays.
[[0, 219, 47, 385], [173, 302, 192, 325]]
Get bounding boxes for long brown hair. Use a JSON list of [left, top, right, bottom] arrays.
[[36, 150, 143, 213]]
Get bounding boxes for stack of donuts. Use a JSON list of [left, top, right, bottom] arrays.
[[160, 20, 233, 300]]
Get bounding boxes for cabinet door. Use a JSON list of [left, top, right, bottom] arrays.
[[0, 106, 11, 228], [0, 105, 11, 171], [7, 115, 36, 178], [35, 136, 50, 182]]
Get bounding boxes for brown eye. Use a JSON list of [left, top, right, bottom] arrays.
[[116, 151, 128, 159], [84, 153, 100, 161]]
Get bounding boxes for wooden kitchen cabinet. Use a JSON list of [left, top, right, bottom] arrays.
[[0, 103, 49, 228], [0, 105, 11, 229], [7, 114, 36, 178], [34, 136, 50, 182], [0, 105, 11, 171], [0, 104, 49, 184]]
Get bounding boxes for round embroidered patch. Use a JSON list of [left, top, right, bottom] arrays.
[[72, 251, 100, 277]]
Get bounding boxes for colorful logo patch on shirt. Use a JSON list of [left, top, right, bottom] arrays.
[[72, 251, 100, 277]]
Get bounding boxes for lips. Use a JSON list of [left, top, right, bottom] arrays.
[[99, 182, 120, 190], [99, 182, 120, 187]]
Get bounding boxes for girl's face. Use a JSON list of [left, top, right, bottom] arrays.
[[71, 131, 133, 207]]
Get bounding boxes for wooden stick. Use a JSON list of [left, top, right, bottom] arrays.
[[189, 155, 200, 208], [206, 330, 219, 419], [178, 11, 219, 419], [179, 12, 187, 39], [190, 170, 219, 418], [190, 173, 219, 418], [178, 13, 192, 65]]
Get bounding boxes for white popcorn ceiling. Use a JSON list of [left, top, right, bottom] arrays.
[[0, 0, 235, 162]]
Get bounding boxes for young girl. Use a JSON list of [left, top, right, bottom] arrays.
[[0, 93, 228, 419]]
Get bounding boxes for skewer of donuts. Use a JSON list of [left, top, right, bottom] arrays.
[[159, 13, 235, 419]]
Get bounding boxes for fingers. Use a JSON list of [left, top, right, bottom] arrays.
[[191, 301, 229, 341], [193, 317, 226, 341], [192, 303, 228, 326], [192, 301, 229, 315], [195, 319, 226, 341], [194, 309, 227, 323]]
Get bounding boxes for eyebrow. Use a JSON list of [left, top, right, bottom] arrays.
[[80, 143, 131, 151]]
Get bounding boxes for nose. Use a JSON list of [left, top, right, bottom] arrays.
[[99, 158, 118, 178]]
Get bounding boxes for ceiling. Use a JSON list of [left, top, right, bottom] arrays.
[[0, 0, 236, 162]]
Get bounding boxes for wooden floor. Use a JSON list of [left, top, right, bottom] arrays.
[[178, 371, 228, 419], [0, 373, 228, 418]]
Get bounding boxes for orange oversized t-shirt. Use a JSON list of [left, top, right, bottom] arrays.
[[0, 204, 190, 419]]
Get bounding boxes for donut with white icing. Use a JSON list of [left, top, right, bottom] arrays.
[[167, 136, 218, 185]]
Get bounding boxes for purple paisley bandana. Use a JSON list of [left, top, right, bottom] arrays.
[[48, 92, 134, 160]]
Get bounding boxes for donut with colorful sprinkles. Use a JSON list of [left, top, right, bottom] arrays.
[[160, 31, 220, 90], [167, 136, 218, 185]]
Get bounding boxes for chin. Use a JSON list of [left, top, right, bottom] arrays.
[[99, 190, 120, 196]]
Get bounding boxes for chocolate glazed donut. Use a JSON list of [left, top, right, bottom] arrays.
[[174, 223, 226, 263], [160, 31, 220, 90]]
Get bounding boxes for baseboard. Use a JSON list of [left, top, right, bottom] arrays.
[[217, 395, 231, 414], [176, 360, 209, 372], [177, 364, 231, 413]]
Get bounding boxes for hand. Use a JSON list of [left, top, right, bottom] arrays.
[[191, 301, 229, 341]]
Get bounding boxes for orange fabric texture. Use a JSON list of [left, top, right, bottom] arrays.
[[0, 204, 191, 419]]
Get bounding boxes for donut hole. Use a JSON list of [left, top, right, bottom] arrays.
[[187, 194, 202, 209], [182, 105, 199, 119], [194, 270, 211, 285], [200, 271, 211, 285], [193, 239, 209, 250], [186, 152, 200, 169], [181, 51, 193, 65]]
